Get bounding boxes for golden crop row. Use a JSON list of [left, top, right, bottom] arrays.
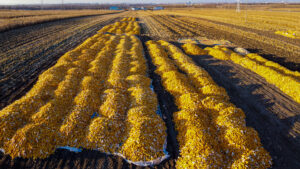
[[153, 9, 300, 33], [166, 15, 300, 59], [121, 17, 136, 22], [142, 15, 174, 38], [98, 17, 140, 35], [275, 30, 300, 39], [182, 43, 208, 55], [0, 21, 166, 162], [146, 40, 272, 169], [203, 45, 300, 103], [151, 15, 194, 37]]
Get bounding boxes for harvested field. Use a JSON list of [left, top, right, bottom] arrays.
[[0, 7, 300, 169], [139, 11, 300, 71], [0, 12, 127, 109], [0, 10, 120, 32]]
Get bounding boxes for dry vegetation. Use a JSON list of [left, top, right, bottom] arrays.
[[0, 12, 127, 109], [156, 9, 300, 32], [0, 10, 119, 32], [0, 6, 299, 169], [139, 9, 300, 71]]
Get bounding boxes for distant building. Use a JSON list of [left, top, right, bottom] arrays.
[[131, 7, 143, 11], [109, 6, 120, 10], [153, 6, 164, 10], [186, 1, 192, 6]]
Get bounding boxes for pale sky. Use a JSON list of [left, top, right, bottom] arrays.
[[0, 0, 299, 5]]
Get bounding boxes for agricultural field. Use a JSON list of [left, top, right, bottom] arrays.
[[139, 9, 300, 71], [0, 6, 300, 169], [0, 11, 127, 109], [0, 10, 120, 32]]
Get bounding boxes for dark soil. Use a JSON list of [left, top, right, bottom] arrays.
[[0, 149, 176, 169], [140, 35, 180, 159]]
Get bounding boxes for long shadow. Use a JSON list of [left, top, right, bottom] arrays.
[[171, 41, 300, 169], [138, 20, 179, 160], [139, 35, 180, 160], [245, 48, 300, 72]]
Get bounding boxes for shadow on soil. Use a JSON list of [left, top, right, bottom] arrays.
[[139, 35, 180, 160], [245, 48, 300, 72]]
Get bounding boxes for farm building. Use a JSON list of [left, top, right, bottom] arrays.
[[153, 6, 164, 10], [109, 6, 120, 10]]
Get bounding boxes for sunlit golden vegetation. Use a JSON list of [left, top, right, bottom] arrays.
[[147, 40, 272, 169], [201, 45, 300, 103], [138, 10, 300, 67], [98, 17, 140, 35], [0, 18, 166, 162], [275, 30, 300, 39], [152, 9, 300, 34]]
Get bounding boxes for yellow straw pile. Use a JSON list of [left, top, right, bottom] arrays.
[[147, 40, 272, 169]]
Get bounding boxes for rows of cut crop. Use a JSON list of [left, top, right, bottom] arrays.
[[171, 16, 300, 59], [98, 17, 140, 35], [275, 30, 300, 39], [0, 18, 166, 162], [142, 13, 300, 68], [146, 40, 272, 168], [152, 9, 300, 33], [197, 45, 300, 103], [151, 15, 195, 37], [141, 15, 174, 38]]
